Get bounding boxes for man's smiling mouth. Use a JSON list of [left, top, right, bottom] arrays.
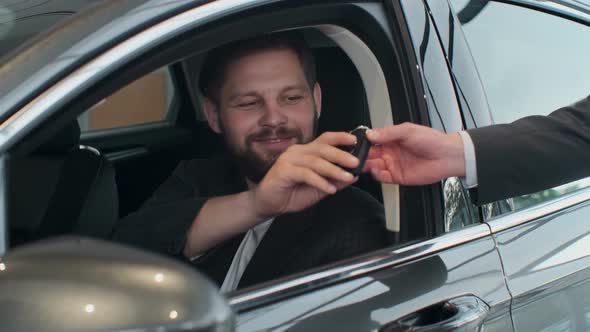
[[255, 137, 294, 143], [253, 137, 296, 152]]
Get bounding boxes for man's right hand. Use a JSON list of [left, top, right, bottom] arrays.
[[364, 123, 466, 185], [184, 131, 360, 257], [250, 132, 360, 220]]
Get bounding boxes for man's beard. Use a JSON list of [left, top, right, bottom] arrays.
[[221, 112, 318, 183]]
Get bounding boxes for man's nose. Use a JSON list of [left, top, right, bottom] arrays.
[[259, 102, 287, 127]]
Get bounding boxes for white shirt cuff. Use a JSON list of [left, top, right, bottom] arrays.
[[458, 131, 478, 188]]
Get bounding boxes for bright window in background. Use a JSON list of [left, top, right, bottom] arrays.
[[453, 0, 590, 122], [78, 67, 176, 132], [451, 0, 590, 213]]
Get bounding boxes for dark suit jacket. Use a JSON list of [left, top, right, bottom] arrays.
[[112, 156, 388, 289], [467, 95, 590, 205]]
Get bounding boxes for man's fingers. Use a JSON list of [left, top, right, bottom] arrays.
[[296, 155, 355, 183], [370, 167, 394, 183], [316, 131, 357, 146], [364, 159, 385, 172], [367, 146, 382, 159], [364, 159, 384, 171], [377, 170, 394, 183], [284, 144, 359, 169], [304, 144, 359, 169], [367, 123, 415, 144], [333, 177, 358, 191], [291, 166, 337, 194]]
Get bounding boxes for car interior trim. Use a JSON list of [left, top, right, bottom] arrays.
[[228, 223, 490, 312], [487, 186, 590, 233], [104, 147, 149, 162], [78, 145, 100, 156], [316, 24, 400, 233]]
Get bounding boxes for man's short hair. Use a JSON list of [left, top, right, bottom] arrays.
[[198, 31, 316, 105]]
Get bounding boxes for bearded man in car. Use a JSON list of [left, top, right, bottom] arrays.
[[113, 31, 387, 291]]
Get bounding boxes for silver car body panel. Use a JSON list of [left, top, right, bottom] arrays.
[[0, 237, 234, 332], [229, 223, 491, 311], [399, 0, 464, 133], [493, 198, 590, 331], [512, 0, 590, 21], [430, 0, 590, 330], [424, 0, 494, 129], [0, 0, 268, 152], [488, 187, 590, 233], [235, 235, 512, 331]]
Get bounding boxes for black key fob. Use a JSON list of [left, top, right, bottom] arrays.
[[344, 125, 371, 176]]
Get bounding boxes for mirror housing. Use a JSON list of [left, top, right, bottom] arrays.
[[0, 237, 234, 332]]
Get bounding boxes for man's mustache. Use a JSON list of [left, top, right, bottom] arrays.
[[247, 127, 303, 142]]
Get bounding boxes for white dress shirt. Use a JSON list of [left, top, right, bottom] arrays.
[[219, 217, 275, 292], [189, 177, 275, 292], [458, 131, 478, 188]]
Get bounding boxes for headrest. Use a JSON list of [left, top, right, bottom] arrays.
[[37, 121, 81, 154], [314, 47, 370, 133]]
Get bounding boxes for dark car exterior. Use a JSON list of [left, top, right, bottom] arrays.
[[1, 0, 590, 331]]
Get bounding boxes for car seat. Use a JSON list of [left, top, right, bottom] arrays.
[[8, 121, 119, 246], [314, 46, 383, 202]]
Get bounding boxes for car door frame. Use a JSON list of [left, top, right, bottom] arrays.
[[433, 0, 590, 330], [0, 0, 512, 330], [228, 1, 512, 331]]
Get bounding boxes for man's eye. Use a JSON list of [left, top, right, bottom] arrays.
[[237, 101, 258, 109], [285, 95, 303, 104]]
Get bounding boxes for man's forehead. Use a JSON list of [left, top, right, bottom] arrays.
[[225, 48, 301, 75], [220, 49, 309, 98]]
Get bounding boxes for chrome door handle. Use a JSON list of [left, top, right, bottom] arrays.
[[380, 295, 489, 332]]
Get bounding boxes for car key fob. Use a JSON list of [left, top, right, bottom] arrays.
[[344, 125, 371, 176]]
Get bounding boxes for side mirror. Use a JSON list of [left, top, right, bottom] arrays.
[[0, 237, 234, 332]]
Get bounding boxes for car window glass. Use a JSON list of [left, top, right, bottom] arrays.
[[4, 17, 408, 294], [443, 177, 480, 231], [451, 0, 590, 214], [78, 67, 175, 132]]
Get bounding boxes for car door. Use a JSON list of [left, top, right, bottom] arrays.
[[225, 1, 512, 331], [446, 0, 590, 330], [0, 0, 511, 331]]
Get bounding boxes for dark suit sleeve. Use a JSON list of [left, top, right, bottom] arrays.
[[111, 161, 209, 257], [467, 95, 590, 205]]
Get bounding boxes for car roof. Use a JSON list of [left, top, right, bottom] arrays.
[[0, 0, 205, 121], [0, 0, 103, 58], [1, 0, 590, 122], [456, 0, 590, 24], [519, 0, 590, 17]]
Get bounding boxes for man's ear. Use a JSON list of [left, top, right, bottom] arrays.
[[313, 82, 322, 118], [202, 97, 222, 134]]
